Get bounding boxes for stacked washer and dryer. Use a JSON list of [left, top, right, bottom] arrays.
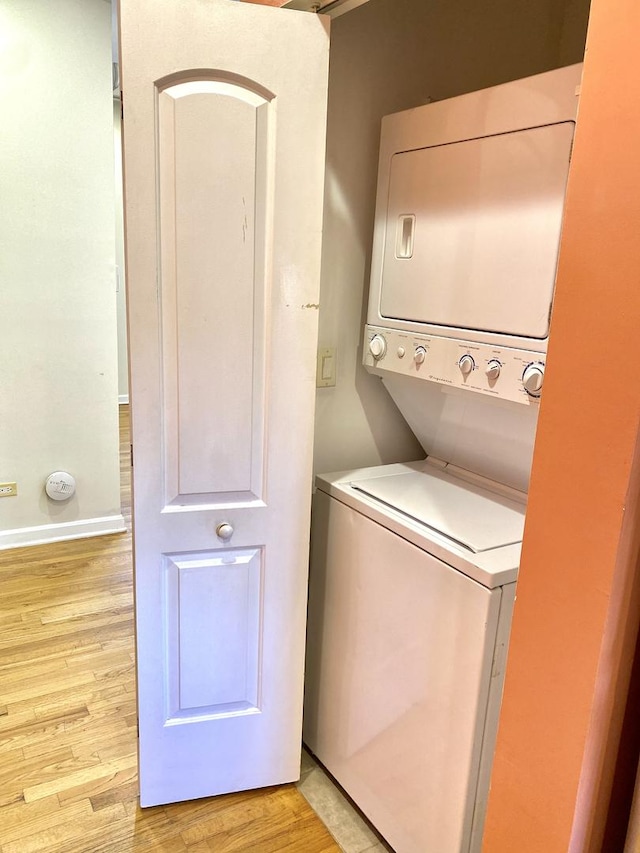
[[303, 64, 582, 853]]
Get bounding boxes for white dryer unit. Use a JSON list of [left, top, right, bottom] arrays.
[[304, 64, 581, 853], [366, 62, 581, 355], [364, 63, 581, 491]]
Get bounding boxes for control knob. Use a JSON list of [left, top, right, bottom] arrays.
[[458, 354, 475, 376], [522, 362, 545, 396], [414, 346, 427, 365], [485, 360, 501, 381], [369, 334, 386, 360]]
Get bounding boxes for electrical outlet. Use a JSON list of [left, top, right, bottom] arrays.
[[0, 482, 17, 497]]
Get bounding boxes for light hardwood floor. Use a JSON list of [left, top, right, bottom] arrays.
[[0, 406, 340, 853]]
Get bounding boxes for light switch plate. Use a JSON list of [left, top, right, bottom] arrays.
[[316, 347, 336, 388]]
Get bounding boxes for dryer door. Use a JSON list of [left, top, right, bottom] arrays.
[[380, 122, 574, 339]]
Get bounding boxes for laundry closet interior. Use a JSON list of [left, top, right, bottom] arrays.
[[307, 0, 589, 479], [300, 1, 591, 852]]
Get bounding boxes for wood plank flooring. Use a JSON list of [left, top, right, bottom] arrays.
[[0, 406, 340, 853]]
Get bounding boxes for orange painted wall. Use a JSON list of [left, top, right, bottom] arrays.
[[483, 0, 640, 850]]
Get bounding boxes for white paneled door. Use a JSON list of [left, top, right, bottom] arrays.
[[119, 0, 329, 807]]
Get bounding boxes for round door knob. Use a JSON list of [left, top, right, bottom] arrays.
[[414, 346, 427, 365], [485, 360, 501, 381], [369, 335, 387, 360], [458, 355, 475, 376], [522, 363, 545, 396], [216, 523, 234, 541]]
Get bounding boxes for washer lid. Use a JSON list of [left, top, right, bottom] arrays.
[[350, 467, 525, 553]]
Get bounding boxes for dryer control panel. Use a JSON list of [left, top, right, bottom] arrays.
[[364, 325, 544, 406]]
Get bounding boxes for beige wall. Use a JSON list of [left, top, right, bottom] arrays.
[[313, 0, 590, 476], [0, 0, 122, 547]]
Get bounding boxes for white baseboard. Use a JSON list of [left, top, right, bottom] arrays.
[[0, 514, 127, 551], [118, 394, 130, 405]]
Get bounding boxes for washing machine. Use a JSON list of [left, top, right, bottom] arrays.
[[303, 64, 582, 853]]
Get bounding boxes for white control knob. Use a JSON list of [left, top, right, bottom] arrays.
[[522, 363, 545, 396], [397, 346, 406, 359], [414, 346, 427, 365], [485, 360, 501, 381], [369, 335, 386, 360], [216, 523, 234, 541], [458, 355, 475, 376]]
